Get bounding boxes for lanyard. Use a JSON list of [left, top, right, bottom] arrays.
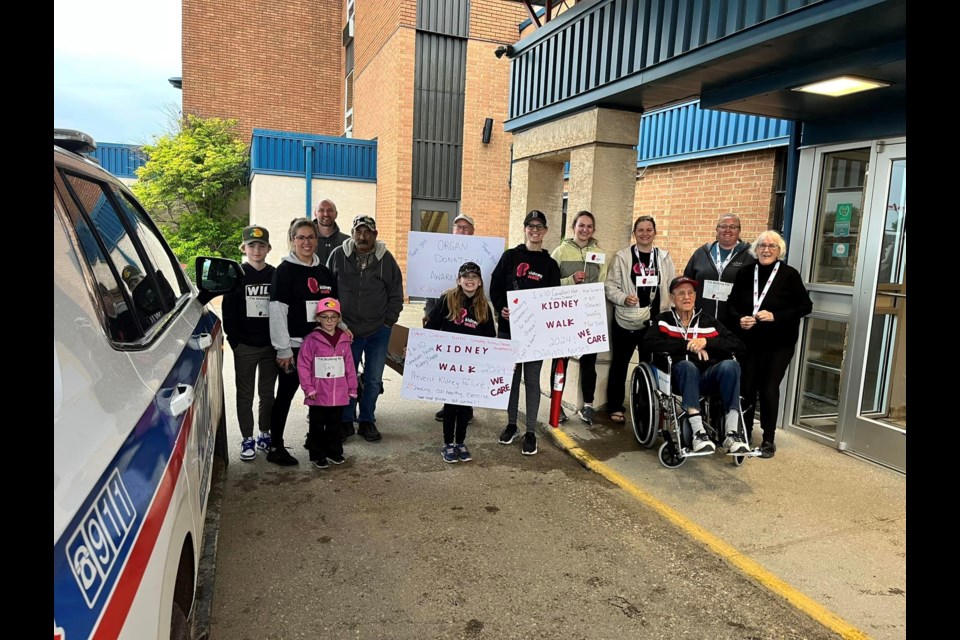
[[712, 243, 734, 277], [671, 309, 698, 341], [753, 262, 781, 315], [634, 246, 657, 277]]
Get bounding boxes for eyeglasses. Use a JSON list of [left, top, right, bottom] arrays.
[[717, 225, 741, 231], [453, 224, 473, 231], [673, 290, 696, 298], [526, 224, 546, 231], [756, 243, 780, 251], [318, 314, 340, 322], [294, 235, 317, 242]]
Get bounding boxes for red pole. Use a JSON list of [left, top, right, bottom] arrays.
[[549, 359, 565, 428]]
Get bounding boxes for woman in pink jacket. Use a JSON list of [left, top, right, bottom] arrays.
[[297, 298, 359, 469]]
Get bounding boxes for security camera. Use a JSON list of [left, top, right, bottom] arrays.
[[494, 45, 514, 59]]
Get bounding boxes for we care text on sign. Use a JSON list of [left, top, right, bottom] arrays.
[[405, 231, 505, 299], [507, 283, 609, 363], [401, 329, 516, 409]]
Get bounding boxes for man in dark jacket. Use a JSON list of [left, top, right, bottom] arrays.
[[313, 198, 350, 266], [327, 215, 404, 443], [643, 276, 749, 455], [683, 213, 754, 330]]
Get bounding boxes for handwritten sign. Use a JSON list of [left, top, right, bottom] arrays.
[[406, 231, 505, 298], [507, 283, 609, 363], [401, 329, 516, 409]]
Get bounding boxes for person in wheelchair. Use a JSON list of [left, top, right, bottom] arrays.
[[642, 276, 750, 454]]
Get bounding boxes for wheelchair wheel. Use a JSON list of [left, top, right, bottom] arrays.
[[658, 440, 686, 468], [732, 454, 745, 467], [629, 363, 659, 448]]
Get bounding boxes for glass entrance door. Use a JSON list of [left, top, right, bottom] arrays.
[[787, 139, 906, 472]]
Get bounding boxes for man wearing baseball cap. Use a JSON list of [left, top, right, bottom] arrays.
[[642, 276, 748, 455], [222, 224, 277, 461], [423, 212, 478, 423], [327, 215, 405, 443]]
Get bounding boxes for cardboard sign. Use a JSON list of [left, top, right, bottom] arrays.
[[507, 282, 609, 363], [405, 231, 504, 298], [400, 329, 515, 409], [385, 324, 409, 375]]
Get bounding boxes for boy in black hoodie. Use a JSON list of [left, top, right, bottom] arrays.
[[222, 225, 278, 462], [490, 210, 562, 456]]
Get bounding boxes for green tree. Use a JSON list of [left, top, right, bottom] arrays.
[[133, 115, 249, 280]]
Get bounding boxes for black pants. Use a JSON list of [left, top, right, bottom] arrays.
[[551, 353, 598, 404], [740, 343, 795, 443], [308, 404, 346, 461], [605, 321, 651, 414], [443, 404, 471, 445], [270, 347, 301, 449]]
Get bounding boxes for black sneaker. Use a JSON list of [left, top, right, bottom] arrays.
[[467, 407, 474, 425], [521, 432, 538, 455], [760, 440, 777, 458], [455, 443, 472, 462], [434, 408, 445, 422], [341, 421, 356, 442], [266, 446, 299, 466], [312, 458, 329, 469], [558, 409, 569, 424], [498, 424, 519, 445], [328, 454, 346, 465], [359, 421, 382, 442]]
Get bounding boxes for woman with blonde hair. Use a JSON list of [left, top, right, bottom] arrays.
[[728, 230, 812, 458]]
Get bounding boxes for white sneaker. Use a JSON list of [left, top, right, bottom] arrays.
[[240, 437, 257, 461], [723, 432, 750, 454], [691, 431, 716, 453]]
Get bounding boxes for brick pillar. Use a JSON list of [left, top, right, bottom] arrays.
[[508, 157, 566, 248]]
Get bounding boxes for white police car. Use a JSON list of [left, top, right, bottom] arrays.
[[53, 129, 243, 639]]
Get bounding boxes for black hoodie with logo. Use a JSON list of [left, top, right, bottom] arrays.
[[490, 244, 561, 339]]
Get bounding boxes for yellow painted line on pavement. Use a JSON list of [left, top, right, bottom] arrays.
[[549, 427, 872, 640]]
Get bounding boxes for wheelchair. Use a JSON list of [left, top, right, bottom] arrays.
[[629, 353, 760, 468]]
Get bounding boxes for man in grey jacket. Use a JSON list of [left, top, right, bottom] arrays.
[[326, 215, 404, 443]]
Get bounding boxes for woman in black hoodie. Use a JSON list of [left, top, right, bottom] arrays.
[[490, 210, 561, 456], [728, 231, 812, 458]]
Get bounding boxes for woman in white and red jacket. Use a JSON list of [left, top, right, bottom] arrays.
[[297, 298, 358, 469]]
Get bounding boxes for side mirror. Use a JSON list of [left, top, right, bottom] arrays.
[[195, 256, 245, 305]]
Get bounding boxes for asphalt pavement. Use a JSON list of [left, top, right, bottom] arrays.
[[208, 303, 905, 640]]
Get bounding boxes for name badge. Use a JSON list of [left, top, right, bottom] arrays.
[[635, 275, 659, 288], [306, 301, 321, 322], [314, 356, 345, 378], [245, 296, 268, 318], [655, 367, 671, 395], [702, 280, 733, 301]]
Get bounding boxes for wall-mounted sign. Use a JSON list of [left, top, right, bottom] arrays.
[[836, 203, 853, 222], [832, 243, 849, 259], [834, 221, 850, 237]]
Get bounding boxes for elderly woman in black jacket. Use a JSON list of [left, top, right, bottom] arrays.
[[728, 230, 812, 458]]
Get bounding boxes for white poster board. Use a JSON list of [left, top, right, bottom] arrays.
[[507, 282, 609, 363], [406, 231, 505, 298], [401, 329, 516, 409]]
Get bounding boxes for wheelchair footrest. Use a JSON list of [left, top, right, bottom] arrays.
[[725, 448, 762, 457], [681, 448, 716, 458]]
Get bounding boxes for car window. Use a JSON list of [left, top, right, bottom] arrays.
[[61, 171, 173, 335]]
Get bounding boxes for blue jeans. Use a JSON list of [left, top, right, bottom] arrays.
[[342, 324, 391, 424], [671, 359, 741, 413]]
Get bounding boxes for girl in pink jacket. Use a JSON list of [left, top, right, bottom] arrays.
[[297, 298, 358, 468]]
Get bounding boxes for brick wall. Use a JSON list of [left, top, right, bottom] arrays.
[[469, 0, 527, 42], [354, 0, 416, 76], [632, 149, 779, 268], [353, 26, 416, 276], [183, 0, 344, 142]]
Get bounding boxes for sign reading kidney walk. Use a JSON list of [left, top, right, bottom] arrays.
[[507, 282, 609, 363]]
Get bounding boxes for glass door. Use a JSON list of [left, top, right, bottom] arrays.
[[786, 139, 906, 472]]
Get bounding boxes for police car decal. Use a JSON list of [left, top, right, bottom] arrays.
[[53, 313, 220, 640]]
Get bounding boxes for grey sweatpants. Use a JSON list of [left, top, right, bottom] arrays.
[[507, 360, 543, 432]]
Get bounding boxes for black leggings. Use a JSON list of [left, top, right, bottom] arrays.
[[551, 353, 598, 404], [740, 343, 795, 443], [270, 347, 301, 449], [605, 321, 651, 414], [442, 404, 471, 444]]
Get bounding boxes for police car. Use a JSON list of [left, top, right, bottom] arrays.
[[53, 129, 243, 639]]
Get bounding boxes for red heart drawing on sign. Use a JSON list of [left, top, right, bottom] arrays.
[[512, 298, 519, 304], [641, 277, 647, 284]]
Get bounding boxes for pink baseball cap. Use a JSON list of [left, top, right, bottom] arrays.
[[315, 297, 342, 316]]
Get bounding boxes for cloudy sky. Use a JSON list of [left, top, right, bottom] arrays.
[[53, 0, 182, 145]]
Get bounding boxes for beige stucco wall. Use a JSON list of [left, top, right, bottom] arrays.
[[250, 174, 377, 266]]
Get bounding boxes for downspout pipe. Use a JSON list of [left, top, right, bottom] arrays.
[[304, 142, 315, 218], [782, 121, 802, 245]]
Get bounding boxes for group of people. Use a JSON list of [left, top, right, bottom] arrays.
[[224, 200, 811, 469], [223, 200, 403, 468]]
